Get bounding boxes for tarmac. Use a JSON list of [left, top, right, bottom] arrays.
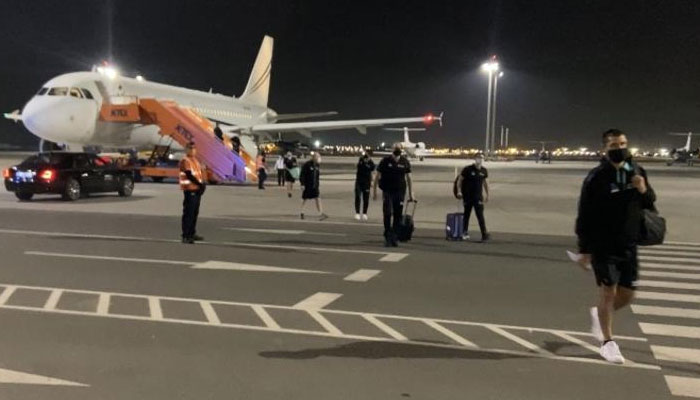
[[0, 154, 698, 399]]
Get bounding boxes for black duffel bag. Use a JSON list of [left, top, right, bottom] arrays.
[[638, 209, 666, 246]]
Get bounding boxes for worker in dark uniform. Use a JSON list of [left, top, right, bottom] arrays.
[[299, 152, 328, 220], [373, 145, 414, 247], [456, 153, 490, 242], [256, 150, 267, 190], [576, 128, 656, 364], [354, 151, 376, 221], [179, 142, 206, 244]]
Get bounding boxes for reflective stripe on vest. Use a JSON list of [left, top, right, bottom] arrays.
[[179, 157, 203, 191]]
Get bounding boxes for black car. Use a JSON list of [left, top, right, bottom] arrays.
[[3, 152, 135, 201]]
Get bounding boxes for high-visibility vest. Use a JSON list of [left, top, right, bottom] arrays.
[[179, 156, 203, 191]]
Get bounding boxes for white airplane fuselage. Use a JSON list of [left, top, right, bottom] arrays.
[[21, 71, 269, 155]]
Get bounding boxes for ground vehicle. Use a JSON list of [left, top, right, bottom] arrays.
[[3, 152, 135, 201]]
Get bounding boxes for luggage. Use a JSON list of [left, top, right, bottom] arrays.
[[396, 200, 417, 242], [639, 209, 666, 246], [446, 212, 464, 240]]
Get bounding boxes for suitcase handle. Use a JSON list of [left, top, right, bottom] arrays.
[[403, 199, 418, 217]]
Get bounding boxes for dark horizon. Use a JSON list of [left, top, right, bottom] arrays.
[[1, 0, 699, 151]]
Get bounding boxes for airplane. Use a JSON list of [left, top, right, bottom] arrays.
[[530, 141, 556, 163], [383, 126, 437, 161], [667, 132, 698, 166], [3, 35, 441, 161]]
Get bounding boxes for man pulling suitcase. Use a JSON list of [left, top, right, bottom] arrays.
[[455, 153, 490, 242]]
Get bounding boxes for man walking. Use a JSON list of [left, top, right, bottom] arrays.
[[354, 151, 376, 221], [456, 153, 490, 242], [256, 150, 267, 190], [576, 128, 656, 364], [373, 145, 414, 247], [275, 155, 286, 186], [299, 152, 328, 220], [179, 142, 206, 244]]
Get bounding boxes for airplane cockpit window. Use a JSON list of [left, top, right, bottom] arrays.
[[36, 87, 48, 96], [69, 88, 83, 98], [47, 87, 69, 96], [80, 88, 94, 99]]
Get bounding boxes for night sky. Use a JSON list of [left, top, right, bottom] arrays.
[[1, 0, 699, 150]]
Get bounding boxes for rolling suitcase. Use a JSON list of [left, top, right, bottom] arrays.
[[446, 212, 464, 240], [396, 200, 417, 242]]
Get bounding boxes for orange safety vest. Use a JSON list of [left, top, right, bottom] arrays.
[[179, 156, 204, 191]]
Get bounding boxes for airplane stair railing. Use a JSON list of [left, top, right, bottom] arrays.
[[100, 97, 249, 183]]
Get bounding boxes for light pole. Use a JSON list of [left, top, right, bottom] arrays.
[[491, 70, 504, 153], [481, 58, 501, 155]]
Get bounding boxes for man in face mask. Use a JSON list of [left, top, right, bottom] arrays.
[[575, 128, 656, 364], [456, 153, 490, 241], [373, 145, 414, 247]]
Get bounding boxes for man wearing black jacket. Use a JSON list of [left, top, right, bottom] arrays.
[[299, 152, 328, 220], [575, 129, 656, 364]]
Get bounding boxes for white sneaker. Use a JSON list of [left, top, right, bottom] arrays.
[[600, 340, 625, 364], [354, 213, 361, 220], [361, 214, 368, 221], [590, 307, 605, 342], [461, 233, 471, 241]]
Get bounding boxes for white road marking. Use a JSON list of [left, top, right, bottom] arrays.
[[642, 270, 700, 280], [639, 249, 700, 257], [344, 269, 381, 282], [2, 229, 407, 263], [664, 376, 700, 398], [218, 216, 383, 228], [651, 345, 700, 364], [26, 251, 191, 265], [293, 292, 343, 310], [97, 293, 110, 315], [486, 325, 553, 355], [0, 368, 88, 387], [640, 255, 700, 264], [424, 320, 478, 348], [148, 296, 163, 320], [223, 227, 346, 237], [379, 253, 408, 262], [308, 310, 342, 335], [637, 279, 700, 290], [363, 315, 408, 341], [631, 304, 700, 320], [663, 240, 700, 247], [636, 291, 700, 304], [0, 285, 16, 306], [639, 322, 700, 339], [43, 289, 63, 311], [200, 301, 221, 325], [551, 331, 600, 355], [251, 305, 280, 329], [648, 244, 700, 251], [642, 262, 700, 272], [192, 261, 330, 274]]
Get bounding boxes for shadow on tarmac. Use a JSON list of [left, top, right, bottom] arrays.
[[259, 341, 531, 361], [15, 194, 154, 204]]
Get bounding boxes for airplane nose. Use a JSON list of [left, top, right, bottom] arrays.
[[22, 97, 97, 144]]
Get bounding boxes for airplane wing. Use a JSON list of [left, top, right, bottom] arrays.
[[3, 110, 21, 122], [247, 113, 442, 138]]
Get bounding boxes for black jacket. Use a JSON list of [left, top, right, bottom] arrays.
[[300, 160, 320, 190], [575, 159, 656, 254]]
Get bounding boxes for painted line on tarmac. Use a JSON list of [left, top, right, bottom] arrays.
[[631, 304, 700, 320], [293, 292, 343, 310], [1, 228, 408, 263], [651, 345, 700, 364], [344, 269, 381, 282], [25, 251, 332, 275], [222, 227, 347, 237], [640, 255, 700, 265], [664, 376, 700, 398], [639, 322, 700, 339], [641, 270, 700, 280], [218, 216, 384, 228], [0, 368, 88, 387], [636, 291, 700, 304], [639, 249, 700, 257], [637, 279, 700, 291], [642, 262, 700, 272]]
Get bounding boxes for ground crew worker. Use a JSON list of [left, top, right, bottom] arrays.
[[373, 145, 414, 247], [299, 152, 328, 220], [456, 153, 490, 242], [179, 142, 206, 244], [354, 151, 375, 220], [576, 128, 656, 364], [275, 155, 286, 186], [256, 150, 267, 190]]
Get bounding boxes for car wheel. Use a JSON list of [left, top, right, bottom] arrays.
[[62, 178, 81, 201], [118, 176, 134, 197], [15, 191, 33, 201]]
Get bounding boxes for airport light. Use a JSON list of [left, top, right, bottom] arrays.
[[481, 56, 502, 156], [630, 147, 639, 156], [135, 75, 145, 81], [314, 140, 321, 148]]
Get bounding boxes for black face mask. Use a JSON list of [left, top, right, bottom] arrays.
[[607, 148, 630, 163], [393, 150, 402, 157]]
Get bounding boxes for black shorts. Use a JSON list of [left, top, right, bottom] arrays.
[[302, 187, 319, 200], [591, 247, 639, 290]]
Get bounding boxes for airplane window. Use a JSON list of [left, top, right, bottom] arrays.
[[48, 87, 69, 96], [69, 88, 83, 98], [36, 87, 48, 96], [81, 89, 94, 99]]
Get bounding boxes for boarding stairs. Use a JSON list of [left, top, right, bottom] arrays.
[[99, 96, 252, 183]]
